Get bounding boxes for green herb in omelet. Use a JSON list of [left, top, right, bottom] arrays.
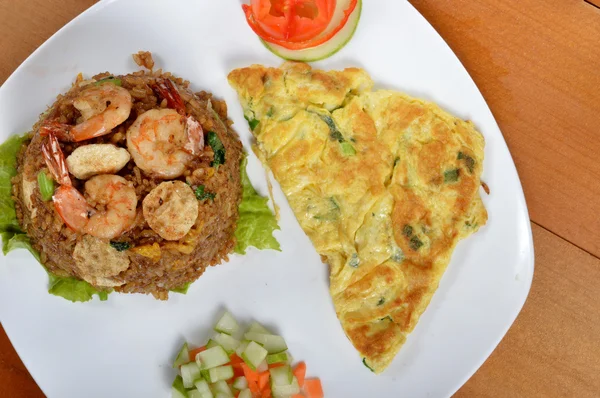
[[244, 115, 260, 131], [234, 155, 280, 255], [207, 131, 226, 167], [444, 168, 460, 183], [37, 171, 55, 201]]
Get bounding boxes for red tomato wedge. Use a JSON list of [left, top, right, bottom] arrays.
[[243, 0, 358, 50], [247, 0, 334, 42]]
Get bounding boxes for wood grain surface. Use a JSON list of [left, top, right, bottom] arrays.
[[0, 0, 599, 397]]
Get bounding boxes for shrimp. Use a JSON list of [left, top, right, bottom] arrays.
[[41, 133, 137, 240], [126, 79, 204, 178], [40, 83, 132, 142]]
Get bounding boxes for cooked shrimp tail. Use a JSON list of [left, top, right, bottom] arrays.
[[53, 185, 96, 231], [153, 78, 186, 114], [40, 120, 76, 142], [41, 133, 71, 186]]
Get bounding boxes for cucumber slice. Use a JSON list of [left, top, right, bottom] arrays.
[[181, 362, 201, 389], [172, 375, 189, 398], [244, 332, 288, 354], [272, 376, 300, 397], [237, 389, 252, 398], [235, 340, 250, 357], [256, 360, 268, 373], [241, 341, 268, 370], [211, 380, 233, 397], [188, 390, 202, 398], [197, 346, 229, 369], [208, 365, 234, 383], [269, 365, 293, 386], [214, 311, 239, 335], [194, 379, 212, 395], [246, 321, 272, 335], [173, 342, 190, 368], [266, 352, 289, 365], [212, 332, 240, 354], [232, 376, 248, 390], [261, 0, 362, 62], [206, 339, 219, 349], [214, 393, 233, 398]]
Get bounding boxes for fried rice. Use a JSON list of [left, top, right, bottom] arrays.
[[12, 60, 243, 299]]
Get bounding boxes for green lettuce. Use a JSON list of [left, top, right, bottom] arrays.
[[171, 281, 191, 295], [0, 133, 30, 233], [0, 133, 109, 303], [234, 155, 280, 254]]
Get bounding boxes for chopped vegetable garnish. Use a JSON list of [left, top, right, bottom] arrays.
[[171, 311, 324, 397], [409, 236, 424, 251], [109, 241, 130, 252], [444, 168, 460, 183], [207, 131, 226, 167], [95, 76, 122, 86], [194, 185, 216, 201], [244, 115, 260, 131], [37, 171, 55, 201], [340, 141, 356, 156]]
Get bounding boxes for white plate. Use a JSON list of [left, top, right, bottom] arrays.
[[0, 1, 534, 397]]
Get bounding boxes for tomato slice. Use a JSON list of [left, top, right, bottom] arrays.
[[244, 0, 334, 43], [243, 0, 358, 50]]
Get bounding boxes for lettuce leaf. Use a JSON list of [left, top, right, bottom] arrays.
[[47, 272, 109, 302], [0, 133, 109, 302], [0, 133, 30, 233], [234, 155, 280, 254]]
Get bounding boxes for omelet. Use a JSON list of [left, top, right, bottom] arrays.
[[228, 62, 487, 373]]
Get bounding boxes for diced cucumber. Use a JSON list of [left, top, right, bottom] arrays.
[[244, 332, 288, 354], [208, 365, 234, 383], [211, 380, 233, 397], [206, 339, 219, 349], [194, 379, 212, 395], [181, 362, 201, 388], [188, 390, 202, 398], [246, 321, 272, 335], [214, 393, 233, 398], [272, 376, 300, 397], [212, 332, 240, 354], [214, 311, 240, 335], [256, 360, 268, 373], [266, 352, 289, 365], [235, 340, 250, 357], [232, 376, 248, 390], [197, 346, 229, 369], [173, 342, 190, 368], [269, 365, 293, 386], [241, 341, 268, 370], [200, 369, 210, 382], [237, 389, 252, 398], [172, 375, 189, 398]]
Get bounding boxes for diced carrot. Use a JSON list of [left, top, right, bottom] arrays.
[[230, 353, 244, 365], [233, 363, 245, 378], [304, 378, 324, 398], [242, 363, 260, 393], [258, 370, 270, 390], [293, 361, 307, 387], [260, 385, 272, 398], [187, 346, 207, 361]]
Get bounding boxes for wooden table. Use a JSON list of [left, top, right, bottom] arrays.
[[1, 0, 599, 396]]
